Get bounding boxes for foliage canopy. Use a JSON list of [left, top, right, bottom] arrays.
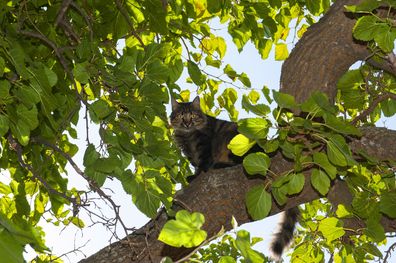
[[0, 0, 396, 262]]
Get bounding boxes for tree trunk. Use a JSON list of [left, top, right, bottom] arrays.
[[80, 1, 396, 262]]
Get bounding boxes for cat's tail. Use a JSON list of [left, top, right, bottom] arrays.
[[270, 207, 300, 259]]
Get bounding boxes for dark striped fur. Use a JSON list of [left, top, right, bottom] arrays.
[[270, 207, 300, 258], [170, 96, 243, 178]]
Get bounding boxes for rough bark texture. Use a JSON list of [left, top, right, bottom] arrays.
[[79, 127, 396, 263], [80, 1, 396, 262], [280, 0, 368, 104]]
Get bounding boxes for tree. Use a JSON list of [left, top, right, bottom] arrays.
[[1, 0, 396, 262]]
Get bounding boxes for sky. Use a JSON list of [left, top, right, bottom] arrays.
[[18, 16, 396, 263]]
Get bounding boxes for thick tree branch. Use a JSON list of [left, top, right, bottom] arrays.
[[79, 126, 396, 263]]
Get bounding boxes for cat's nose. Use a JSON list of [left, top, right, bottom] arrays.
[[184, 122, 192, 128]]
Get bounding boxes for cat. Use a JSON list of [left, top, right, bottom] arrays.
[[170, 96, 299, 258], [170, 96, 243, 177]]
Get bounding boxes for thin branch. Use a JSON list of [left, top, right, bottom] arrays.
[[384, 241, 396, 263], [55, 0, 73, 27], [30, 137, 137, 252], [114, 0, 145, 47], [8, 135, 78, 207], [18, 30, 70, 75], [351, 92, 396, 125]]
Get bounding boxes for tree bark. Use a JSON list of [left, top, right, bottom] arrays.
[[80, 1, 396, 262]]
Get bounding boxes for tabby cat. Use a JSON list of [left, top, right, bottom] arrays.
[[170, 96, 299, 258], [170, 96, 243, 177]]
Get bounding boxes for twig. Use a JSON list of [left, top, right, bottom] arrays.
[[70, 1, 94, 41], [384, 241, 396, 262], [30, 137, 136, 252], [55, 0, 73, 27], [114, 0, 145, 47], [174, 233, 221, 263], [18, 30, 70, 75], [8, 135, 78, 207], [351, 92, 396, 125]]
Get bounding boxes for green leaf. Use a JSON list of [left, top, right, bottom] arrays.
[[0, 227, 24, 263], [134, 184, 162, 218], [323, 114, 361, 136], [374, 26, 396, 53], [0, 57, 4, 77], [336, 204, 353, 218], [287, 173, 305, 195], [243, 152, 270, 176], [16, 104, 38, 130], [90, 100, 113, 121], [224, 64, 237, 80], [0, 115, 9, 137], [345, 0, 382, 12], [146, 59, 170, 83], [235, 230, 265, 262], [318, 217, 345, 243], [228, 134, 256, 156], [187, 60, 205, 85], [327, 139, 347, 167], [158, 210, 207, 248], [238, 118, 269, 139], [364, 219, 385, 242], [272, 185, 288, 206], [275, 43, 289, 61], [73, 62, 90, 84], [381, 98, 396, 117], [219, 256, 237, 263], [241, 95, 270, 117], [246, 185, 272, 220], [311, 168, 330, 196], [380, 192, 396, 218], [83, 144, 100, 167], [238, 72, 251, 87], [353, 16, 384, 41], [273, 90, 297, 109], [313, 152, 337, 179]]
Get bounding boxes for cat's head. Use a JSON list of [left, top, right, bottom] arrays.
[[170, 96, 207, 131]]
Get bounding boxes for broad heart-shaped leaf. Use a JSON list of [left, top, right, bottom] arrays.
[[238, 118, 269, 139], [158, 210, 207, 248], [83, 144, 100, 167], [243, 152, 270, 176], [380, 192, 396, 218], [16, 104, 38, 130], [228, 134, 256, 156], [273, 90, 297, 109], [0, 227, 24, 263], [313, 152, 337, 179], [353, 16, 382, 41], [374, 26, 396, 53], [381, 98, 396, 117], [287, 173, 305, 195], [246, 185, 272, 220], [311, 168, 330, 196], [134, 183, 161, 218], [318, 217, 345, 243], [364, 219, 386, 242]]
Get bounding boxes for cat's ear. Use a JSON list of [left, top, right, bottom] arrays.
[[192, 96, 200, 110], [171, 97, 179, 111]]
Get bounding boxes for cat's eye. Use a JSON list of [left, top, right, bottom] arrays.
[[191, 114, 197, 119]]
